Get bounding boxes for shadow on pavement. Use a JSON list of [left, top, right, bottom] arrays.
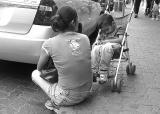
[[0, 60, 36, 80]]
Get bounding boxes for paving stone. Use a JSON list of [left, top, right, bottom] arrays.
[[137, 88, 160, 107], [0, 105, 16, 114], [0, 92, 8, 99], [15, 104, 36, 114], [9, 96, 27, 111], [0, 98, 11, 106], [0, 104, 6, 111], [4, 107, 16, 114], [7, 89, 23, 101]]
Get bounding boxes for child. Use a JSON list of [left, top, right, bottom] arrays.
[[152, 0, 160, 20], [92, 14, 123, 84]]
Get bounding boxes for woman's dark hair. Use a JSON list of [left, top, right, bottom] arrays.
[[50, 6, 77, 32], [50, 15, 68, 32]]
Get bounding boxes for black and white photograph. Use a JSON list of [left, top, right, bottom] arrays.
[[0, 0, 160, 114]]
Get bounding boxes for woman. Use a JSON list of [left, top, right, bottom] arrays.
[[31, 6, 92, 111]]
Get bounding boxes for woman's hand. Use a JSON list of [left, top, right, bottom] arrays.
[[37, 49, 50, 71]]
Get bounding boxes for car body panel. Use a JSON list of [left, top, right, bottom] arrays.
[[0, 0, 101, 64], [0, 0, 40, 34], [0, 25, 56, 64]]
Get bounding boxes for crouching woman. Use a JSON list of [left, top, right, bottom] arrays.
[[31, 6, 92, 111]]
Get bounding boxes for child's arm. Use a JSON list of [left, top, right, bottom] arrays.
[[101, 36, 123, 44]]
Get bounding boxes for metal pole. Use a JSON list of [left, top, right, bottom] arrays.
[[114, 3, 134, 83]]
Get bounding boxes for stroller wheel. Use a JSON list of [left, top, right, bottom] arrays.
[[126, 63, 136, 75], [110, 79, 116, 92], [116, 78, 123, 93], [131, 65, 136, 75]]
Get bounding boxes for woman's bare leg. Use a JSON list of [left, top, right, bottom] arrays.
[[31, 70, 51, 95]]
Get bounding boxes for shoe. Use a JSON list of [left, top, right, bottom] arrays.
[[151, 17, 155, 20], [45, 100, 59, 112], [134, 14, 138, 18], [156, 17, 159, 21], [97, 74, 108, 84]]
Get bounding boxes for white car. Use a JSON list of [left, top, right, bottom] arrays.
[[0, 0, 101, 64]]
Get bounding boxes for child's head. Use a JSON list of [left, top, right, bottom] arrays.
[[97, 14, 116, 35], [50, 6, 78, 32]]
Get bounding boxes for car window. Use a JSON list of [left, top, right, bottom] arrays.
[[33, 0, 58, 26]]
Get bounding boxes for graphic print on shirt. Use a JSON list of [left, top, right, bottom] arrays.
[[67, 39, 81, 56]]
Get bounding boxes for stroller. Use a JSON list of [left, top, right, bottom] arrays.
[[37, 1, 137, 111], [93, 0, 136, 93]]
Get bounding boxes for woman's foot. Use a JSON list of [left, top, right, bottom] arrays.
[[45, 100, 59, 112], [134, 14, 138, 18]]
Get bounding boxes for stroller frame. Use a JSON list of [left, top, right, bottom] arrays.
[[114, 11, 135, 88], [95, 1, 136, 93]]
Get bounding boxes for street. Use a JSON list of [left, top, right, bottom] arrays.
[[0, 7, 160, 114]]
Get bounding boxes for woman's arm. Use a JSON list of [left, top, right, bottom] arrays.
[[37, 49, 50, 71]]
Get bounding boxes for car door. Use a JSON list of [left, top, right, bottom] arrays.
[[0, 0, 58, 64], [0, 0, 41, 34]]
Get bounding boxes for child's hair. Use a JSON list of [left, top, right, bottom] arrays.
[[97, 14, 114, 29], [50, 6, 77, 32]]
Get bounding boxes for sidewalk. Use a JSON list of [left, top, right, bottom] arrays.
[[55, 9, 160, 114], [58, 8, 160, 114], [59, 11, 160, 114], [0, 6, 160, 114]]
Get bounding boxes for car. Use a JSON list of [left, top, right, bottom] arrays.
[[0, 0, 101, 64]]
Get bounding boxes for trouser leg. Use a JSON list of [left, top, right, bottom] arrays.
[[145, 0, 152, 15], [146, 0, 151, 10], [91, 43, 113, 74], [99, 43, 113, 74], [134, 0, 142, 14], [91, 45, 101, 73]]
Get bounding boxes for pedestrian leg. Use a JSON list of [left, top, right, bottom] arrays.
[[134, 0, 142, 18], [145, 0, 152, 16]]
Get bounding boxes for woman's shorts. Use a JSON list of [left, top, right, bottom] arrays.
[[47, 83, 90, 106]]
